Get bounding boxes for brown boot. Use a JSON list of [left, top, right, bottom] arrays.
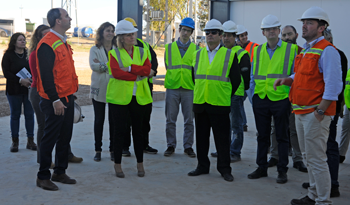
[[137, 162, 145, 177], [36, 178, 59, 191], [26, 137, 37, 150], [10, 138, 19, 152], [114, 163, 125, 178], [68, 155, 83, 163]]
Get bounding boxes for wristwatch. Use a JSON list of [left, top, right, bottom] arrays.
[[316, 108, 325, 115]]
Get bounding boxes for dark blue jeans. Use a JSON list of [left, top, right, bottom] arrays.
[[230, 95, 245, 157], [327, 113, 340, 188], [6, 93, 34, 138]]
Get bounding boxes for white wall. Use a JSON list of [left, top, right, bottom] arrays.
[[229, 0, 350, 61]]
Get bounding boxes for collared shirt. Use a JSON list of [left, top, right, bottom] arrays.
[[249, 38, 294, 96], [176, 38, 191, 58], [290, 36, 342, 101], [206, 44, 221, 64], [50, 29, 68, 43]]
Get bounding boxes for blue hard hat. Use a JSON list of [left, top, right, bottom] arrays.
[[180, 17, 195, 29]]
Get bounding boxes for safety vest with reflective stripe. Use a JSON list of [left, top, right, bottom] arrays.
[[137, 38, 154, 84], [164, 42, 198, 90], [193, 47, 235, 106], [345, 69, 350, 109], [245, 41, 259, 63], [231, 46, 248, 96], [106, 46, 152, 105], [289, 39, 336, 115], [253, 41, 296, 101], [36, 32, 78, 100]]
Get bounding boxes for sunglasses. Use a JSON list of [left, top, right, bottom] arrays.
[[205, 30, 220, 35]]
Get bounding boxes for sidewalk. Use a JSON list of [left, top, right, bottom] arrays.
[[0, 100, 349, 205]]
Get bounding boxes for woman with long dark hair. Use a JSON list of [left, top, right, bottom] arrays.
[[89, 22, 116, 161], [1, 33, 35, 152]]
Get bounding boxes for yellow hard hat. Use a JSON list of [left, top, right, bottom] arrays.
[[124, 17, 137, 27]]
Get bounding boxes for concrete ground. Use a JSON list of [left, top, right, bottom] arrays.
[[0, 99, 349, 205]]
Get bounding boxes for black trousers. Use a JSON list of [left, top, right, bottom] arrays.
[[92, 99, 114, 152], [327, 113, 340, 188], [252, 94, 290, 173], [123, 82, 153, 150], [37, 95, 74, 180], [109, 96, 147, 163], [195, 110, 232, 174]]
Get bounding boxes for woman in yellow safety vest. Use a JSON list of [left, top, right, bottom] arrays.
[[106, 20, 154, 178]]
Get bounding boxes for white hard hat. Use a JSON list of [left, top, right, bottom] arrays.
[[223, 20, 238, 33], [204, 19, 223, 31], [115, 20, 138, 35], [74, 102, 84, 123], [236, 25, 247, 35], [298, 6, 330, 26], [261, 14, 281, 29]]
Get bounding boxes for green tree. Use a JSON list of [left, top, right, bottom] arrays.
[[147, 0, 189, 31], [197, 0, 209, 30]]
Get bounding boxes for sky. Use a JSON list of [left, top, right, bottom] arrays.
[[0, 0, 118, 30]]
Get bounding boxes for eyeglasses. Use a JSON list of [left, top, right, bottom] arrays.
[[205, 30, 220, 35]]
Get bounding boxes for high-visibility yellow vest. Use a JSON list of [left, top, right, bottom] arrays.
[[253, 41, 296, 101], [193, 47, 235, 106], [137, 38, 154, 84], [164, 42, 198, 90], [345, 69, 350, 109], [231, 45, 249, 96], [106, 46, 152, 105]]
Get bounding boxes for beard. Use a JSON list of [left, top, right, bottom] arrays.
[[285, 38, 297, 44]]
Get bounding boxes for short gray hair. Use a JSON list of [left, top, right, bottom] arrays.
[[324, 28, 333, 44]]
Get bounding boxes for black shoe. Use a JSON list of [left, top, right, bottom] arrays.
[[188, 168, 209, 176], [164, 146, 175, 156], [291, 196, 315, 205], [330, 187, 340, 198], [293, 161, 308, 172], [221, 173, 234, 182], [144, 146, 158, 154], [268, 157, 278, 167], [302, 182, 310, 189], [248, 167, 268, 179], [184, 148, 196, 158], [340, 155, 345, 163], [110, 152, 114, 161], [94, 153, 101, 162], [122, 149, 131, 157], [230, 155, 241, 163], [211, 152, 218, 157], [276, 171, 288, 184], [243, 125, 248, 132]]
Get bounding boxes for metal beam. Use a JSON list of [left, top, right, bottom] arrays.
[[117, 0, 143, 39]]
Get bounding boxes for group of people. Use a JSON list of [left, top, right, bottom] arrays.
[[1, 5, 350, 205]]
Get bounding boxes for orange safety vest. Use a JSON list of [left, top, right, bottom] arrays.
[[245, 41, 259, 63], [36, 32, 78, 100], [289, 39, 336, 115]]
